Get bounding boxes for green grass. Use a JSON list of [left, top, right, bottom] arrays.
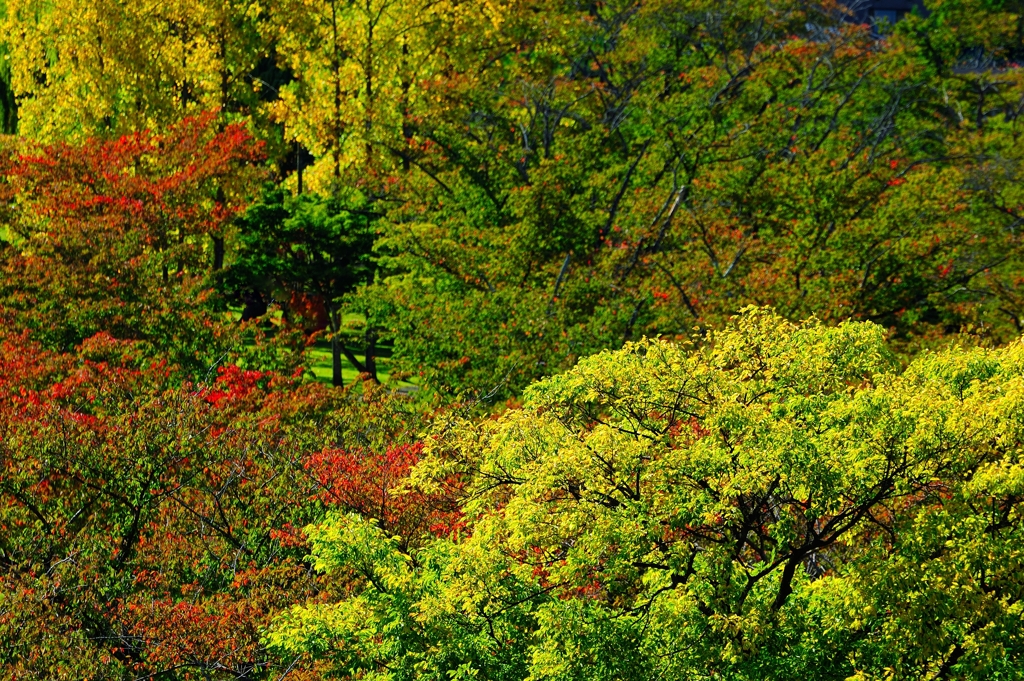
[[305, 341, 420, 390], [228, 306, 418, 388], [306, 340, 375, 384]]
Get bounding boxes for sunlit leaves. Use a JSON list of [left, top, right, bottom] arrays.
[[273, 308, 1024, 679]]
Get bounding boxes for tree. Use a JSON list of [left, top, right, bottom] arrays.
[[0, 326, 439, 679], [0, 0, 274, 142], [0, 20, 15, 135], [0, 113, 270, 372], [265, 0, 514, 194], [9, 0, 1022, 404], [219, 185, 378, 386], [351, 0, 1024, 399], [269, 307, 1024, 680]]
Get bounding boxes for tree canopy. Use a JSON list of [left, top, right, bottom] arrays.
[[1, 0, 1024, 678], [269, 308, 1024, 680]]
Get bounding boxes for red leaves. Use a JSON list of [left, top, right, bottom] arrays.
[[9, 111, 263, 243], [0, 322, 442, 676], [269, 523, 307, 549], [306, 442, 465, 539], [0, 112, 271, 365], [203, 365, 268, 406], [114, 587, 277, 675], [651, 288, 671, 302], [0, 331, 69, 396]]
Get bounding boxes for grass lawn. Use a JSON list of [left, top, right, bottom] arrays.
[[231, 307, 420, 389], [306, 340, 381, 384], [304, 340, 420, 390]]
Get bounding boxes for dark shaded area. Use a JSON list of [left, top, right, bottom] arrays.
[[0, 54, 16, 134], [841, 0, 927, 24]]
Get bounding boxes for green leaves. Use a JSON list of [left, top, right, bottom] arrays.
[[269, 511, 538, 681], [345, 0, 1024, 400], [273, 308, 1024, 679], [220, 184, 376, 313]]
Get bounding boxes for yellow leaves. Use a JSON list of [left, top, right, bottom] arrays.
[[4, 0, 270, 141], [267, 0, 472, 184], [480, 0, 510, 32], [260, 307, 1024, 677]]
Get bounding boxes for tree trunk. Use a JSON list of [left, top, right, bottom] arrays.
[[329, 308, 344, 387], [331, 333, 344, 387], [364, 329, 378, 382], [400, 37, 411, 171], [329, 309, 381, 385], [331, 0, 342, 182], [212, 235, 225, 271], [240, 290, 267, 321], [213, 186, 227, 271]]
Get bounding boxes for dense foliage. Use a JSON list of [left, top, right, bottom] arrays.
[[270, 309, 1024, 680], [0, 0, 1023, 678], [0, 329, 451, 678]]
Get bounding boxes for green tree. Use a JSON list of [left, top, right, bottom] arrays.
[[353, 0, 1024, 399], [220, 185, 377, 386], [269, 308, 1024, 680]]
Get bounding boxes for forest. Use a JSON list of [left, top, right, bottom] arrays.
[[0, 0, 1023, 678]]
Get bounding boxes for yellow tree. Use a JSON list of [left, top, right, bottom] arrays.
[[266, 0, 522, 194], [1, 0, 271, 141], [269, 308, 1024, 680]]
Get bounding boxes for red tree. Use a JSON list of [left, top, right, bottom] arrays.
[[0, 113, 266, 368], [0, 326, 447, 679]]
